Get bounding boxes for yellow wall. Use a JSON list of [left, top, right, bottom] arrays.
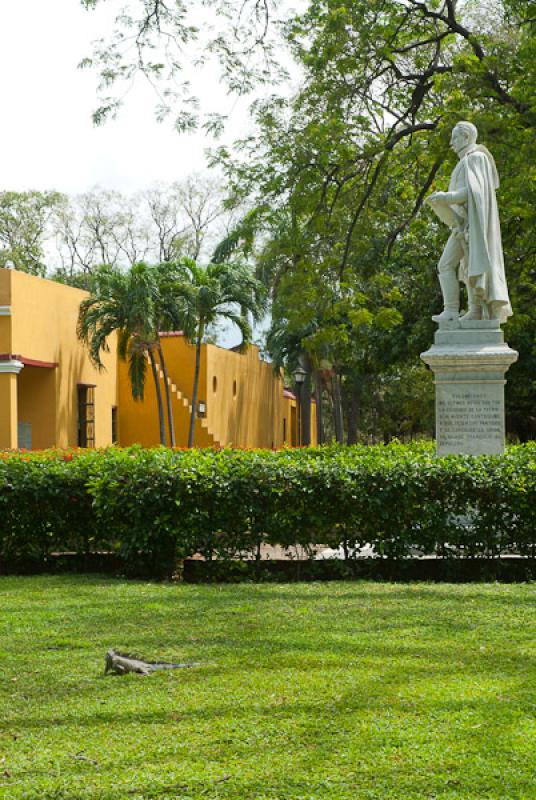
[[17, 367, 57, 449], [205, 344, 283, 448], [160, 334, 207, 406], [0, 269, 117, 449], [118, 333, 317, 449], [0, 269, 316, 451], [0, 270, 12, 357], [117, 357, 163, 448], [117, 335, 215, 448]]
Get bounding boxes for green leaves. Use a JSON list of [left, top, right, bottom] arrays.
[[82, 0, 286, 132], [162, 258, 266, 345], [0, 191, 64, 276], [215, 0, 536, 441], [1, 443, 535, 576]]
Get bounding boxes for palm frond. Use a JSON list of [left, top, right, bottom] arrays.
[[128, 343, 148, 401]]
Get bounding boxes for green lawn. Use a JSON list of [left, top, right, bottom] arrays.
[[1, 578, 535, 799]]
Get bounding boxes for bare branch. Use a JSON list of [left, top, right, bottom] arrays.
[[339, 153, 388, 279], [405, 0, 530, 114], [386, 156, 444, 257], [392, 31, 450, 55]]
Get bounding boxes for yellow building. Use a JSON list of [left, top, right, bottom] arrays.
[[0, 269, 315, 450], [0, 269, 118, 450]]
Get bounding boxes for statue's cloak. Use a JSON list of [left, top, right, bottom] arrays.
[[450, 147, 512, 322]]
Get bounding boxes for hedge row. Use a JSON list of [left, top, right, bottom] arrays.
[[0, 443, 535, 576]]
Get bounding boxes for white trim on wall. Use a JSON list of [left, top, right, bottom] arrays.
[[0, 360, 24, 374]]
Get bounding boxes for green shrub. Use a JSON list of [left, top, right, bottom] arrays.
[[0, 442, 535, 575], [0, 452, 99, 561]]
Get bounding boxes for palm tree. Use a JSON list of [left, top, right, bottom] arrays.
[[153, 263, 190, 448], [163, 259, 266, 448], [77, 263, 168, 445]]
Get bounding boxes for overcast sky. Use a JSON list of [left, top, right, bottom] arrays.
[[0, 0, 252, 194]]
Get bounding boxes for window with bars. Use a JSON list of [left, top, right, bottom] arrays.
[[18, 421, 32, 450], [77, 386, 95, 448]]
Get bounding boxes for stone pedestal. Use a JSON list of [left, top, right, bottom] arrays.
[[420, 319, 518, 456]]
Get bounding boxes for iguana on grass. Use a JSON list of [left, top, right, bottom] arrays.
[[104, 649, 204, 676]]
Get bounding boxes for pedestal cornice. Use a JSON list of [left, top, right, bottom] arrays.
[[421, 343, 518, 373]]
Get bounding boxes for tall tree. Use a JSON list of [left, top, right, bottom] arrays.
[[142, 177, 227, 262], [0, 191, 63, 275], [214, 0, 536, 441], [54, 190, 151, 275], [77, 263, 169, 445], [52, 179, 230, 281]]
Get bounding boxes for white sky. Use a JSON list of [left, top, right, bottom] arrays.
[[0, 0, 253, 194]]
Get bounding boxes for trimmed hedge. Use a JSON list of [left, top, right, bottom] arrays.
[[0, 443, 535, 577]]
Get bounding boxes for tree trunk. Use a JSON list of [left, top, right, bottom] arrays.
[[346, 378, 361, 445], [158, 342, 176, 448], [301, 359, 312, 447], [188, 325, 203, 448], [295, 383, 302, 445], [148, 349, 167, 446], [332, 372, 344, 444], [314, 370, 325, 445]]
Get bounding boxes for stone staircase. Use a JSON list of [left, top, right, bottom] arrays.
[[155, 360, 220, 447]]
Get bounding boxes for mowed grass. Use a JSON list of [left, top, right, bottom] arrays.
[[1, 578, 536, 800]]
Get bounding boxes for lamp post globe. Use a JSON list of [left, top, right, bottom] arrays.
[[292, 366, 306, 384]]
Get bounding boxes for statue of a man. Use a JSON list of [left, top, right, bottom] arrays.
[[425, 121, 512, 324]]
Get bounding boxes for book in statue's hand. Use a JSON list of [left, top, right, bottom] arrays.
[[426, 196, 461, 230]]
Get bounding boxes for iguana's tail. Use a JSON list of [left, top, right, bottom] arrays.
[[150, 661, 206, 670]]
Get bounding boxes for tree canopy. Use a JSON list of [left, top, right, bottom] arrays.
[[80, 0, 286, 130], [6, 1, 536, 442], [0, 191, 62, 275], [213, 0, 536, 440]]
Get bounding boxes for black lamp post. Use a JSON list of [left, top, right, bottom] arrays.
[[293, 366, 306, 446]]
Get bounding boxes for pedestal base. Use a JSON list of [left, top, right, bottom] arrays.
[[420, 319, 518, 456]]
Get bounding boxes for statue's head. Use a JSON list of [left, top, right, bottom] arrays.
[[451, 121, 478, 154]]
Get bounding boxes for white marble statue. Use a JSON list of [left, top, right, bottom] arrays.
[[425, 121, 512, 324]]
